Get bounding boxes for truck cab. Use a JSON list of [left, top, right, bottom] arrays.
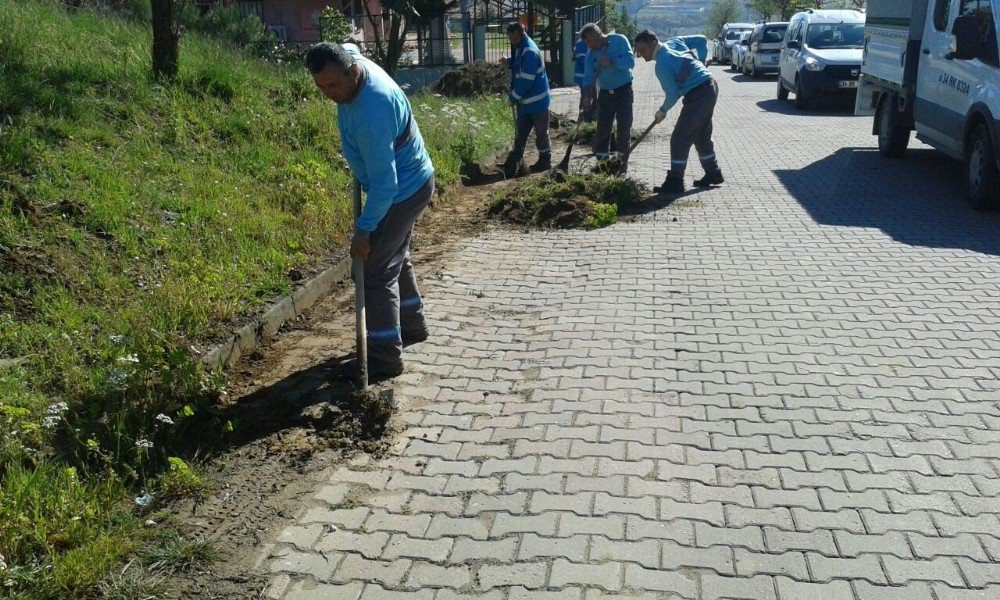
[[857, 0, 1000, 208]]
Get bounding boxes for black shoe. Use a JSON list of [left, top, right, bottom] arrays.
[[654, 171, 685, 194], [694, 170, 725, 188], [529, 154, 551, 173], [402, 326, 429, 346], [333, 357, 404, 381], [501, 154, 522, 178]]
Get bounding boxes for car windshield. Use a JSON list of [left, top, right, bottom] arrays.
[[762, 25, 787, 43], [725, 29, 750, 40], [806, 23, 865, 49]]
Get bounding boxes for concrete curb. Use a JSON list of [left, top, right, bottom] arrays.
[[201, 257, 352, 370]]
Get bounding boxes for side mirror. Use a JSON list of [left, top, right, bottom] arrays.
[[786, 40, 801, 50], [951, 14, 979, 60]]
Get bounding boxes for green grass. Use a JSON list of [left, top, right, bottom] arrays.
[[488, 173, 646, 229], [0, 1, 512, 597]]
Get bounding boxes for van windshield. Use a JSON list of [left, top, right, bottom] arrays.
[[806, 23, 865, 49], [762, 25, 787, 43]]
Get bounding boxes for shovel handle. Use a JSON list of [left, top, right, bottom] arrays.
[[352, 178, 368, 390], [624, 121, 658, 160]]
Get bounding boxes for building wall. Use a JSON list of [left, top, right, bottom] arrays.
[[260, 0, 382, 42]]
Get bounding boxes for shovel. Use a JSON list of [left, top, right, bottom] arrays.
[[556, 111, 584, 172], [351, 177, 369, 390], [349, 178, 394, 432], [623, 120, 658, 162]]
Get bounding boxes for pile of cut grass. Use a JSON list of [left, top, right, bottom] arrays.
[[488, 173, 646, 229]]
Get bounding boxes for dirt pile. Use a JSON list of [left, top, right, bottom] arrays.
[[488, 172, 647, 229], [432, 61, 509, 97]]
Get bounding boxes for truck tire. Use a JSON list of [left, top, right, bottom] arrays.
[[777, 78, 789, 101], [794, 77, 809, 110], [966, 123, 1000, 210], [877, 95, 909, 158]]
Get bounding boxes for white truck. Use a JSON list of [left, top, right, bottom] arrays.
[[856, 0, 1000, 208]]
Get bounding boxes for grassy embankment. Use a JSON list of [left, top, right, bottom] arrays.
[[0, 1, 510, 597]]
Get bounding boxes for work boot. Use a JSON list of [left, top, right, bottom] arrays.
[[694, 169, 725, 188], [501, 154, 522, 178], [529, 153, 551, 173], [654, 171, 685, 195], [401, 325, 429, 346]]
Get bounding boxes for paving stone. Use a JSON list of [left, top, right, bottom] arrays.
[[551, 558, 623, 591], [699, 573, 777, 600], [806, 553, 887, 584], [383, 534, 454, 562], [623, 564, 697, 598], [833, 531, 912, 559], [284, 580, 363, 600], [477, 562, 549, 590], [882, 555, 964, 586], [591, 538, 660, 569], [852, 581, 934, 600], [774, 577, 854, 600], [661, 541, 734, 575], [405, 562, 473, 589], [332, 554, 411, 587], [269, 550, 339, 580]]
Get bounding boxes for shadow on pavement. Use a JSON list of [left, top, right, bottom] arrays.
[[619, 187, 713, 217], [756, 97, 857, 116], [775, 147, 1000, 255]]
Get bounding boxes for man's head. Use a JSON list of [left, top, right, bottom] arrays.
[[305, 42, 362, 104], [633, 29, 659, 61], [580, 23, 606, 50], [507, 22, 525, 47]]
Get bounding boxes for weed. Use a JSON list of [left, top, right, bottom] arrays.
[[157, 457, 210, 500], [489, 172, 644, 229], [586, 203, 619, 229], [141, 533, 218, 575]]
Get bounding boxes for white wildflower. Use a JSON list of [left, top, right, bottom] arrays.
[[155, 413, 174, 426], [0, 552, 6, 570], [110, 334, 129, 345], [134, 438, 154, 449], [117, 354, 139, 364]]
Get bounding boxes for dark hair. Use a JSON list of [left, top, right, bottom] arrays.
[[506, 21, 525, 35], [305, 42, 355, 74], [634, 29, 658, 46], [580, 23, 602, 39]]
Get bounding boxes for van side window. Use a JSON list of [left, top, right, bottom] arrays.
[[960, 0, 990, 16], [934, 0, 954, 30]]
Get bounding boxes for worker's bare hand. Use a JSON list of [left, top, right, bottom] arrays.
[[654, 109, 666, 124], [350, 234, 372, 262]]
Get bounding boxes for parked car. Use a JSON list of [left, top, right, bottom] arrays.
[[743, 21, 789, 78], [731, 31, 752, 71], [776, 9, 866, 109], [856, 0, 1000, 209], [713, 22, 755, 64]]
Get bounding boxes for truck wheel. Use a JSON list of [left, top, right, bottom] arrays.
[[777, 78, 789, 101], [794, 77, 809, 110], [877, 95, 909, 158], [966, 123, 1000, 210]]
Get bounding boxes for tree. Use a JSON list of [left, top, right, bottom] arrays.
[[706, 0, 741, 37], [750, 0, 780, 20], [363, 0, 457, 76], [151, 0, 179, 79]]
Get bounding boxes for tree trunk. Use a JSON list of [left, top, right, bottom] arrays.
[[151, 0, 179, 79]]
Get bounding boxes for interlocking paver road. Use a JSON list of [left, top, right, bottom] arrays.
[[263, 62, 1000, 599]]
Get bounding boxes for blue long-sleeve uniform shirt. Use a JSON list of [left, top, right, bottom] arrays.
[[667, 35, 709, 64], [507, 35, 551, 116], [582, 33, 635, 92], [338, 45, 434, 234], [573, 39, 587, 86], [654, 42, 713, 113]]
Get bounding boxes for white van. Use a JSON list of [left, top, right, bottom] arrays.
[[856, 0, 1000, 208]]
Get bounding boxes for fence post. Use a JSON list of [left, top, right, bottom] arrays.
[[561, 20, 573, 90], [473, 25, 486, 61]]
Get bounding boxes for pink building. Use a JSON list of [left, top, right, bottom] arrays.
[[253, 0, 384, 42]]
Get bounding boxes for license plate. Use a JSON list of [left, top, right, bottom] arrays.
[[770, 56, 779, 64], [839, 80, 859, 89]]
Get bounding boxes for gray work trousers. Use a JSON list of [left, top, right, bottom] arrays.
[[594, 83, 633, 159], [364, 177, 433, 364], [511, 110, 551, 161], [670, 79, 720, 176]]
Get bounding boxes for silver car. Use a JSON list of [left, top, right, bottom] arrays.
[[731, 31, 751, 72], [743, 21, 788, 78]]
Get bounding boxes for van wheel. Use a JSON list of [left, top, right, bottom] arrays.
[[966, 123, 1000, 210], [777, 78, 789, 101], [877, 95, 909, 158], [794, 77, 809, 110]]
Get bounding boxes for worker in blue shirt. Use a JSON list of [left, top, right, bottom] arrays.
[[634, 29, 724, 195], [499, 22, 552, 176], [307, 42, 434, 378], [573, 35, 594, 121], [580, 23, 635, 163]]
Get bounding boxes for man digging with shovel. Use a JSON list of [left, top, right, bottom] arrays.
[[634, 29, 724, 195], [499, 22, 553, 177], [307, 42, 434, 380]]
